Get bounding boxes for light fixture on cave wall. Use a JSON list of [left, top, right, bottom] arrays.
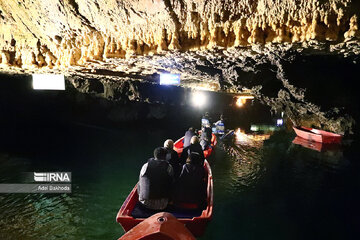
[[191, 91, 207, 108], [32, 74, 65, 90], [235, 95, 254, 107], [159, 73, 181, 85]]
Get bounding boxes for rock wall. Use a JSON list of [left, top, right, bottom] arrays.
[[0, 0, 359, 68]]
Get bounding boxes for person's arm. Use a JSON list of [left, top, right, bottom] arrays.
[[137, 163, 148, 194]]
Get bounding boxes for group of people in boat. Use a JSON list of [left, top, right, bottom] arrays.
[[137, 113, 224, 212], [137, 133, 207, 212]]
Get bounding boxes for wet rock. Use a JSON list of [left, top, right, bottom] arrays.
[[0, 0, 359, 68]]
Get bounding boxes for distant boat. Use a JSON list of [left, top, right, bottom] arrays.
[[118, 212, 196, 240], [292, 136, 341, 152], [174, 133, 217, 158], [116, 160, 213, 237], [293, 126, 342, 144]]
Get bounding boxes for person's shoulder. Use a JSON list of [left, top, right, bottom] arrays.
[[140, 162, 149, 176]]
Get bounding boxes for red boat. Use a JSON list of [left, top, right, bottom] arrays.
[[293, 126, 342, 144], [116, 160, 213, 237], [118, 212, 196, 240], [292, 136, 341, 152], [173, 133, 217, 158]]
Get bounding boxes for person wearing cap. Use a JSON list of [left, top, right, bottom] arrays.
[[164, 139, 181, 178], [138, 147, 174, 210], [173, 152, 207, 209], [180, 136, 205, 165]]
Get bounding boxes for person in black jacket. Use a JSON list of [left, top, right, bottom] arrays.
[[200, 123, 212, 150], [183, 127, 195, 148], [138, 147, 174, 210], [164, 139, 181, 178], [173, 152, 207, 209], [179, 136, 205, 165]]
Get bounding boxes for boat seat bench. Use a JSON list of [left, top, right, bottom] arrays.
[[131, 202, 204, 219]]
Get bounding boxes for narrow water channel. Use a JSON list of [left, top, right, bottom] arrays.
[[0, 79, 359, 240]]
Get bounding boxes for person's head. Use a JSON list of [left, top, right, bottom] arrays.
[[186, 152, 202, 165], [188, 127, 194, 132], [220, 114, 223, 120], [190, 136, 199, 145], [163, 139, 174, 150], [153, 147, 167, 160], [204, 112, 209, 117]]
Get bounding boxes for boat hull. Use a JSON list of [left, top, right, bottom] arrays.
[[293, 126, 342, 144], [116, 160, 213, 237], [118, 212, 196, 240]]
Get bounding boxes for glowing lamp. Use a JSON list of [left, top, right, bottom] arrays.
[[32, 74, 65, 90], [277, 119, 284, 126], [191, 91, 207, 107], [160, 73, 180, 85], [236, 95, 254, 107]]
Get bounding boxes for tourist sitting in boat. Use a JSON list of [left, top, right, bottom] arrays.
[[214, 114, 225, 135], [137, 147, 174, 210], [201, 112, 211, 129], [164, 139, 181, 178], [173, 152, 207, 209], [200, 123, 212, 150], [180, 136, 205, 165], [183, 127, 196, 148]]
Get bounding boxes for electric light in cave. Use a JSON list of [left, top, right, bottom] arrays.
[[236, 95, 254, 107], [32, 74, 65, 90], [160, 73, 180, 85], [191, 91, 207, 108], [277, 119, 284, 126]]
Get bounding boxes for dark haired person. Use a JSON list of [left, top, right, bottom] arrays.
[[173, 152, 207, 209], [164, 139, 181, 178], [183, 127, 196, 148], [137, 147, 174, 210], [201, 112, 211, 129], [200, 122, 212, 150], [214, 114, 225, 135], [180, 136, 205, 165]]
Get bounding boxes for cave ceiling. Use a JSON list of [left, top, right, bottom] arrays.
[[0, 0, 360, 133]]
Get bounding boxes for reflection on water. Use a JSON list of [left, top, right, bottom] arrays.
[[219, 128, 270, 194], [1, 121, 359, 240], [0, 193, 80, 240], [289, 137, 350, 173], [0, 155, 81, 240]]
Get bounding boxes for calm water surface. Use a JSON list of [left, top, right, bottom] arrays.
[[0, 118, 359, 240]]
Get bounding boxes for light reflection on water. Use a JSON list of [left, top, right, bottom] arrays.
[[0, 124, 359, 240], [0, 193, 80, 240], [201, 128, 359, 240], [219, 128, 269, 194]]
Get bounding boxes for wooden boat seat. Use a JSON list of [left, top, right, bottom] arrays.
[[131, 202, 205, 219]]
